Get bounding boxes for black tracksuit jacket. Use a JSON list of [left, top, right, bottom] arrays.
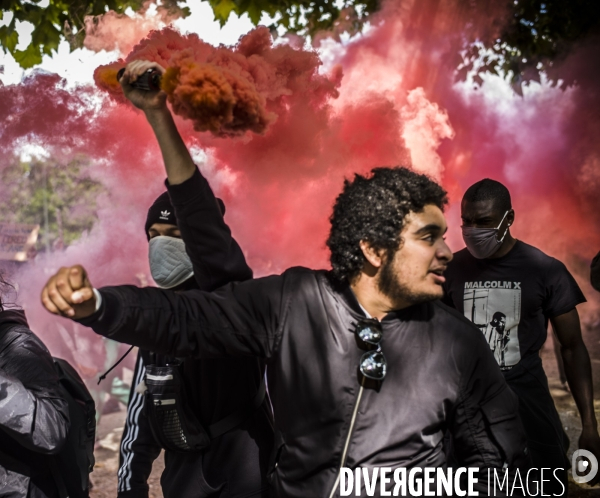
[[82, 265, 530, 497], [117, 168, 273, 498], [0, 310, 70, 498]]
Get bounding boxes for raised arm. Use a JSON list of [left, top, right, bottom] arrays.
[[120, 60, 252, 289], [119, 60, 195, 185], [41, 265, 285, 360]]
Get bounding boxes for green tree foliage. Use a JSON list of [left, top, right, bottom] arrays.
[[0, 155, 105, 252], [460, 0, 600, 90], [208, 0, 379, 37], [0, 0, 188, 68], [1, 0, 599, 84]]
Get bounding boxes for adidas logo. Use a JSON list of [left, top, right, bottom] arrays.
[[160, 210, 170, 220]]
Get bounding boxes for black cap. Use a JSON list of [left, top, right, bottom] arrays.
[[145, 192, 177, 239]]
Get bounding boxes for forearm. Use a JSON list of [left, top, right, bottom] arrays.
[[79, 283, 275, 359], [144, 106, 195, 185], [561, 343, 597, 430]]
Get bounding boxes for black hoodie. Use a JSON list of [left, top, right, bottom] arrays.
[[117, 167, 273, 498]]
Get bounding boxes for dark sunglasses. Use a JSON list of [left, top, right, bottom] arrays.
[[352, 318, 387, 381]]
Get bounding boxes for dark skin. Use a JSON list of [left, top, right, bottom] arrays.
[[462, 198, 600, 485]]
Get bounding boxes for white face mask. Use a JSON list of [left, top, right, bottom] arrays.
[[148, 236, 194, 289]]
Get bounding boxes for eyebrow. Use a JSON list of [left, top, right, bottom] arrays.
[[414, 224, 446, 235]]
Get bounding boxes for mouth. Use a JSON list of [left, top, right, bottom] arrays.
[[429, 267, 446, 284]]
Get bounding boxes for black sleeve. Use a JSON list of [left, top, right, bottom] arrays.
[[81, 273, 290, 360], [0, 332, 69, 454], [590, 250, 600, 292], [543, 258, 586, 318], [117, 350, 162, 498], [450, 330, 529, 495], [166, 167, 253, 290]]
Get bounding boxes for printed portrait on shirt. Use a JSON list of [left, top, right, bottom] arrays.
[[463, 281, 521, 369]]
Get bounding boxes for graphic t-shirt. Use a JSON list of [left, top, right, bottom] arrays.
[[442, 240, 586, 370]]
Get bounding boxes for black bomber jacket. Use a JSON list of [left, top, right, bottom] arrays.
[[81, 268, 530, 497]]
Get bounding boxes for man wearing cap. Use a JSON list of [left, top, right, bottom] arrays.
[[114, 62, 273, 498]]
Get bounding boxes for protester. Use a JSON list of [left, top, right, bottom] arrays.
[[115, 62, 273, 498], [0, 274, 70, 497], [42, 162, 530, 496], [442, 178, 600, 493]]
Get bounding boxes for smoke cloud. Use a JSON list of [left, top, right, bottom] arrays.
[[1, 0, 599, 376]]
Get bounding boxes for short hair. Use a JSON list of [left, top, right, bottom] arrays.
[[327, 167, 448, 284], [463, 179, 512, 212]]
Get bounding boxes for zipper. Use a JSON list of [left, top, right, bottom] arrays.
[[328, 378, 366, 498]]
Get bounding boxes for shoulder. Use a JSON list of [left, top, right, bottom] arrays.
[[431, 300, 485, 340], [429, 301, 492, 362], [514, 241, 560, 268], [0, 323, 50, 357], [445, 248, 474, 277]]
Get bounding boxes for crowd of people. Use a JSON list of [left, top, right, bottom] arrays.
[[2, 59, 600, 497]]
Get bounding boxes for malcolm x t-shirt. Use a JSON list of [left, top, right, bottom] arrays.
[[442, 240, 586, 371]]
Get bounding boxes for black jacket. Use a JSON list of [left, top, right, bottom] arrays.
[[0, 310, 70, 498], [117, 168, 273, 498], [83, 268, 529, 498]]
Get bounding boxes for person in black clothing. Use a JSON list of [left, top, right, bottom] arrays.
[[442, 178, 600, 493], [0, 275, 70, 497], [42, 161, 531, 496], [110, 60, 273, 498]]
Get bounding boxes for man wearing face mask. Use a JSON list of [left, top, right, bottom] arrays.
[[443, 178, 600, 493], [115, 63, 273, 497]]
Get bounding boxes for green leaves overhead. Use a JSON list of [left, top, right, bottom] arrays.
[[1, 0, 599, 88], [0, 0, 187, 68], [207, 0, 378, 36]]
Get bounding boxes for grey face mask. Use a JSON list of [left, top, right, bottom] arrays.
[[148, 236, 194, 289], [461, 210, 510, 259]]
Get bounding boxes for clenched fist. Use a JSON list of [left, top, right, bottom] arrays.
[[41, 265, 97, 320]]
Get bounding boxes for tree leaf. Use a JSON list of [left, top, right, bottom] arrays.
[[13, 43, 43, 68], [0, 25, 18, 53]]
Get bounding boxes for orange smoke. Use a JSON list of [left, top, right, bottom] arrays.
[[93, 26, 339, 137], [93, 60, 128, 105]]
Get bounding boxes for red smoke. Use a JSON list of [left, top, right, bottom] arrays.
[[2, 0, 600, 375]]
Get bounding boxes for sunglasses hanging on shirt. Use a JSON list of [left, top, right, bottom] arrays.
[[352, 318, 387, 381]]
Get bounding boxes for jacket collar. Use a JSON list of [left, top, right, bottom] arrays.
[[0, 309, 28, 328]]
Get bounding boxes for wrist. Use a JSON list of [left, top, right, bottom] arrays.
[[144, 104, 170, 122]]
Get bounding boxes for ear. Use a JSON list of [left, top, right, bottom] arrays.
[[359, 240, 385, 269], [507, 209, 515, 227]]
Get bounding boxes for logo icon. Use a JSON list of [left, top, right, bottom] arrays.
[[572, 449, 598, 484], [160, 210, 170, 219]]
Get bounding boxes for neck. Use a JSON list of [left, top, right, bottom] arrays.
[[350, 273, 409, 320], [488, 232, 517, 259]]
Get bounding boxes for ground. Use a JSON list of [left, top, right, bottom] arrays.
[[89, 326, 600, 497]]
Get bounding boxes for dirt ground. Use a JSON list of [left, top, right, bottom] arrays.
[[89, 324, 600, 497]]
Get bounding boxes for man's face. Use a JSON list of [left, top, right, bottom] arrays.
[[491, 315, 506, 333], [148, 223, 181, 240], [377, 204, 453, 306], [461, 198, 511, 231]]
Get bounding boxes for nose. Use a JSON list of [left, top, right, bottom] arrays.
[[437, 239, 453, 262]]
